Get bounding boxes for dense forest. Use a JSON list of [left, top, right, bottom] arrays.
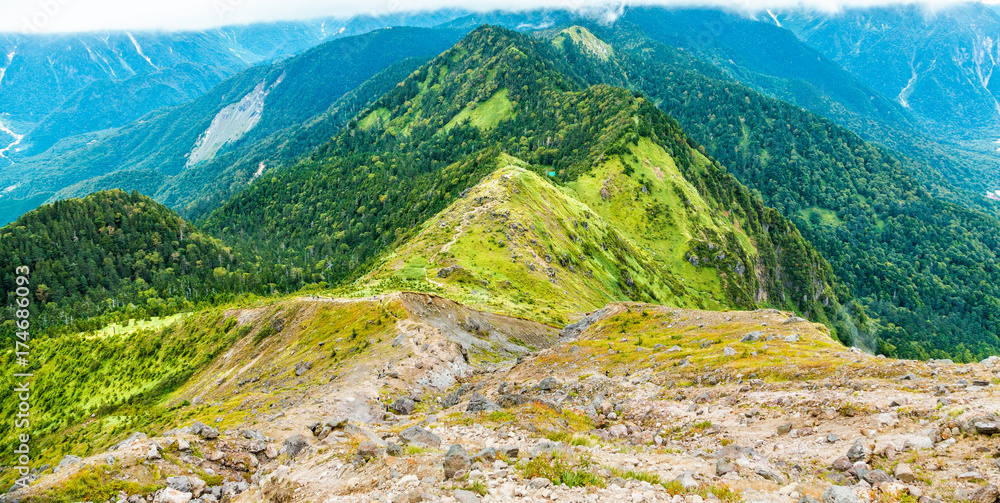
[[566, 25, 1000, 360], [0, 191, 259, 336]]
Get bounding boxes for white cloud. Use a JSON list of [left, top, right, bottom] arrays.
[[0, 0, 988, 33]]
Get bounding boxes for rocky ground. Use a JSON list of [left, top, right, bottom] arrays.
[[9, 301, 1000, 503]]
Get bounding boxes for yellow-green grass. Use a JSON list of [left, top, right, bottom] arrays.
[[526, 304, 851, 382], [442, 88, 514, 132], [0, 297, 411, 488], [92, 313, 190, 337]]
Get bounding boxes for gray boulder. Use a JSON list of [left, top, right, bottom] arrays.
[[846, 441, 870, 462], [391, 397, 416, 415], [399, 426, 441, 448], [454, 488, 481, 503], [466, 393, 500, 413], [970, 484, 1000, 503], [167, 475, 192, 493], [52, 455, 82, 474], [741, 331, 764, 342], [294, 360, 313, 376], [283, 433, 310, 459], [530, 441, 560, 458], [822, 486, 860, 503], [443, 444, 471, 479], [538, 377, 559, 390], [357, 440, 382, 460]]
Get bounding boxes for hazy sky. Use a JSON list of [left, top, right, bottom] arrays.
[[0, 0, 994, 33]]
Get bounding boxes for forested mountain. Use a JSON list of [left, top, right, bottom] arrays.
[[776, 3, 1000, 140], [206, 26, 858, 339], [554, 23, 1000, 360], [772, 3, 1000, 197], [0, 191, 262, 337], [612, 8, 998, 208], [0, 27, 466, 224]]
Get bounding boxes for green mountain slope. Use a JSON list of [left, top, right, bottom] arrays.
[[555, 23, 1000, 359], [208, 26, 854, 336], [614, 8, 996, 210], [0, 191, 256, 336]]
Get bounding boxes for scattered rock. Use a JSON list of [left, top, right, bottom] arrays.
[[971, 417, 1000, 435], [167, 476, 192, 493], [741, 331, 764, 342], [959, 471, 984, 481], [474, 447, 497, 463], [831, 457, 853, 471], [528, 477, 552, 489], [153, 488, 192, 503], [894, 462, 915, 483], [454, 488, 481, 503], [846, 441, 870, 462], [530, 441, 560, 458], [723, 346, 737, 357], [755, 467, 786, 484], [970, 484, 1000, 503], [674, 471, 699, 491], [357, 440, 382, 460]]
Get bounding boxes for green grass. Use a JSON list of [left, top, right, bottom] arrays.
[[611, 467, 662, 485], [358, 107, 391, 131], [0, 296, 409, 490], [443, 88, 514, 132], [37, 465, 162, 503], [93, 313, 190, 337], [520, 454, 606, 488]]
